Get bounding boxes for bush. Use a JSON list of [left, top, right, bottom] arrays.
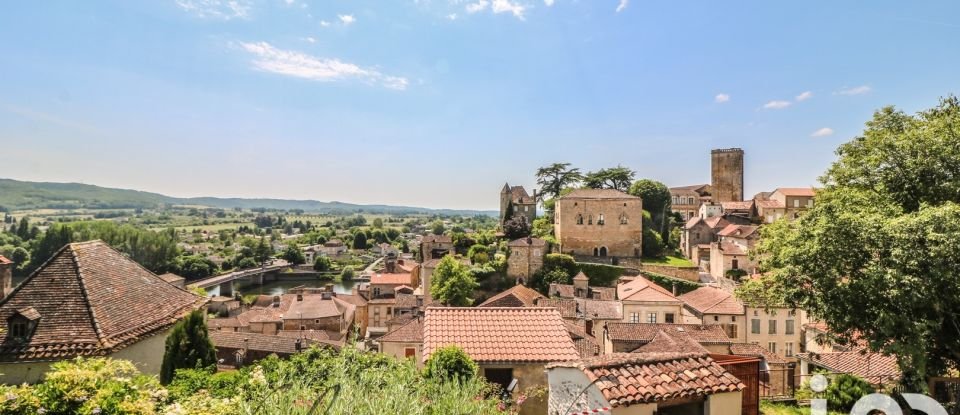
[[825, 374, 875, 412], [34, 357, 164, 415], [576, 263, 624, 287], [641, 272, 700, 295], [423, 345, 478, 381], [340, 265, 356, 281], [725, 268, 748, 280], [313, 256, 332, 272]]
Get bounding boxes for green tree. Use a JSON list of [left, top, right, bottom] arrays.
[[176, 255, 218, 280], [502, 215, 531, 240], [423, 345, 478, 381], [15, 217, 29, 240], [529, 253, 578, 294], [629, 179, 673, 244], [825, 374, 876, 412], [9, 247, 28, 268], [313, 255, 332, 272], [372, 218, 384, 228], [340, 265, 356, 281], [535, 163, 583, 201], [431, 221, 446, 236], [254, 237, 273, 263], [756, 96, 960, 391], [430, 256, 478, 306], [352, 232, 368, 249], [281, 244, 306, 265], [583, 165, 635, 192], [160, 310, 216, 385], [467, 244, 490, 264]]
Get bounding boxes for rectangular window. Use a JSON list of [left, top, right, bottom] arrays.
[[665, 313, 675, 324], [769, 320, 777, 335], [405, 348, 416, 358], [647, 313, 657, 324], [751, 319, 760, 334], [794, 199, 800, 208], [786, 320, 795, 335], [727, 323, 738, 339], [807, 199, 813, 207], [11, 323, 26, 338], [630, 313, 640, 323], [785, 342, 794, 357], [768, 342, 777, 354]]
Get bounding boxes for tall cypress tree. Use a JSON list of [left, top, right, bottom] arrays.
[[160, 310, 216, 384]]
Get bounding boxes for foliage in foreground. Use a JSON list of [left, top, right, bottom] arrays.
[[0, 346, 508, 415]]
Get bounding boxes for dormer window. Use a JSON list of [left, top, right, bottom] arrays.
[[7, 307, 40, 342], [10, 322, 27, 338]]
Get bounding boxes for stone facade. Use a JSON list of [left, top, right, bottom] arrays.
[[745, 306, 806, 360], [670, 184, 712, 221], [507, 237, 546, 284], [0, 256, 12, 297], [419, 235, 453, 261], [555, 189, 642, 259], [711, 148, 745, 203], [500, 183, 537, 227]]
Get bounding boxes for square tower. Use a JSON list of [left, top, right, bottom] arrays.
[[711, 148, 744, 202]]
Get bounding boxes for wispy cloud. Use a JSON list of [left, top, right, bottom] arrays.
[[238, 42, 409, 90], [763, 100, 792, 110], [175, 0, 251, 20], [714, 93, 730, 103], [464, 0, 525, 19], [811, 127, 834, 137], [319, 20, 331, 27], [795, 91, 813, 101], [338, 14, 356, 25], [836, 85, 871, 95], [544, 0, 555, 6], [616, 0, 628, 13], [447, 13, 458, 20], [302, 36, 316, 43]]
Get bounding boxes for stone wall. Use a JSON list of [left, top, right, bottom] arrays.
[[507, 244, 545, 283], [640, 264, 700, 282], [555, 196, 643, 258]]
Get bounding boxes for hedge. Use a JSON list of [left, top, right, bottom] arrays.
[[641, 271, 701, 295]]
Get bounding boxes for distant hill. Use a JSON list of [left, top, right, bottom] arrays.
[[0, 178, 496, 216]]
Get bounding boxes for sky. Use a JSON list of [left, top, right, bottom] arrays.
[[1, 1, 959, 210]]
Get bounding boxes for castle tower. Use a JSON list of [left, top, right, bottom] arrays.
[[711, 148, 744, 202]]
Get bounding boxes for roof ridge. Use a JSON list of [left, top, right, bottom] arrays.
[[70, 243, 107, 344]]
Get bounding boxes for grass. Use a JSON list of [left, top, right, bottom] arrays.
[[760, 402, 846, 415], [642, 255, 695, 267]]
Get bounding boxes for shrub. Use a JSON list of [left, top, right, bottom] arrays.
[[423, 345, 479, 381], [35, 357, 164, 415], [576, 263, 624, 287], [641, 272, 700, 295], [825, 374, 875, 412], [161, 310, 216, 385], [340, 265, 355, 281]]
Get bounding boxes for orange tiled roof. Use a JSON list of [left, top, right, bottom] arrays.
[[370, 272, 413, 285], [0, 255, 12, 265], [721, 201, 754, 211], [703, 216, 730, 230], [210, 330, 340, 355], [0, 241, 206, 362], [796, 351, 900, 382], [679, 286, 745, 316], [606, 323, 733, 345], [633, 330, 708, 354], [423, 307, 579, 364], [547, 352, 745, 407], [755, 199, 785, 209], [508, 237, 547, 247], [616, 277, 680, 303], [717, 224, 759, 238], [730, 343, 789, 365], [379, 318, 423, 343], [478, 284, 545, 307], [774, 188, 817, 197]]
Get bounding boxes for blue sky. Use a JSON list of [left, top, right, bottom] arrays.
[[1, 0, 958, 210]]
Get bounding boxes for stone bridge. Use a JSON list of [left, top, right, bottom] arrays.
[[186, 260, 288, 297]]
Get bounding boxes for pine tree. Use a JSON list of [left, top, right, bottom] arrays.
[[160, 310, 216, 385]]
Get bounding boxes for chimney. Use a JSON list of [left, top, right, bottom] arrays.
[[272, 295, 281, 307], [672, 283, 677, 297], [321, 291, 332, 300], [325, 283, 334, 293], [297, 294, 303, 302]]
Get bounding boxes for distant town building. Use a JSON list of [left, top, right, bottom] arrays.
[[478, 284, 544, 308], [678, 286, 745, 341], [712, 148, 745, 203], [616, 276, 683, 325], [499, 183, 537, 228], [419, 234, 453, 261], [709, 224, 761, 279], [754, 188, 817, 223], [554, 189, 643, 260], [210, 330, 339, 369], [158, 272, 186, 289], [0, 241, 207, 384], [506, 237, 546, 284], [378, 317, 423, 363], [670, 184, 712, 220]]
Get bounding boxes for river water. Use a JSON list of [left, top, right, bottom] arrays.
[[205, 277, 357, 297]]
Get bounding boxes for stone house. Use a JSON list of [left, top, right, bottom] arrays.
[[547, 352, 745, 415], [709, 224, 760, 279], [549, 271, 617, 301], [721, 200, 755, 221], [0, 241, 207, 384], [669, 184, 712, 221], [616, 276, 683, 325], [478, 284, 545, 308], [680, 215, 729, 260], [506, 237, 546, 285], [423, 307, 579, 415], [740, 299, 807, 360], [208, 288, 358, 344], [0, 255, 14, 297], [678, 286, 746, 342], [210, 330, 339, 368], [768, 188, 816, 220], [419, 235, 453, 261], [554, 189, 643, 260], [378, 317, 423, 364], [500, 183, 537, 228]]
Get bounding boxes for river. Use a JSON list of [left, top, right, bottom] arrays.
[[205, 276, 358, 297]]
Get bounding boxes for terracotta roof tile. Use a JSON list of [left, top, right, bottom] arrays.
[[703, 216, 730, 230], [370, 272, 413, 286], [550, 283, 617, 301], [730, 343, 789, 365], [0, 240, 206, 362], [507, 237, 547, 247], [774, 188, 817, 197], [548, 352, 745, 407], [679, 287, 745, 316], [478, 285, 545, 307], [718, 242, 748, 256], [617, 277, 680, 303], [633, 330, 709, 354], [717, 224, 759, 238], [796, 351, 900, 382], [0, 256, 12, 265], [755, 200, 785, 209], [210, 330, 339, 355], [379, 318, 423, 343], [158, 272, 185, 283], [606, 323, 733, 345], [559, 189, 640, 200], [721, 201, 754, 211], [423, 307, 579, 363]]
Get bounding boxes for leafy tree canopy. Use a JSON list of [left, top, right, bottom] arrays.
[[583, 166, 635, 192], [535, 163, 583, 201], [756, 96, 960, 390], [430, 255, 478, 306], [423, 345, 478, 381], [160, 310, 216, 385]]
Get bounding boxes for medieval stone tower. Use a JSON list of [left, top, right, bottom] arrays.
[[711, 148, 744, 202]]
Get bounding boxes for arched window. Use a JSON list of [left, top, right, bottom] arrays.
[[597, 214, 605, 225], [619, 213, 628, 225], [599, 247, 608, 257], [588, 215, 593, 225], [593, 247, 599, 256], [576, 214, 584, 225]]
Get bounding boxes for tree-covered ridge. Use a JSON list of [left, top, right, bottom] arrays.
[[755, 96, 960, 390]]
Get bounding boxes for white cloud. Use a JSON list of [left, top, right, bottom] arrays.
[[302, 36, 316, 43], [447, 13, 458, 20], [795, 91, 813, 101], [763, 100, 792, 109], [491, 0, 526, 19], [338, 14, 356, 25], [238, 42, 409, 90], [283, 0, 295, 4], [616, 0, 628, 13], [811, 127, 834, 137], [319, 20, 331, 27], [836, 85, 871, 95], [714, 93, 730, 103], [465, 0, 489, 13], [175, 0, 252, 20], [544, 0, 555, 6]]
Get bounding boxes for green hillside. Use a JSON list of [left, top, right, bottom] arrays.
[[0, 178, 496, 216]]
